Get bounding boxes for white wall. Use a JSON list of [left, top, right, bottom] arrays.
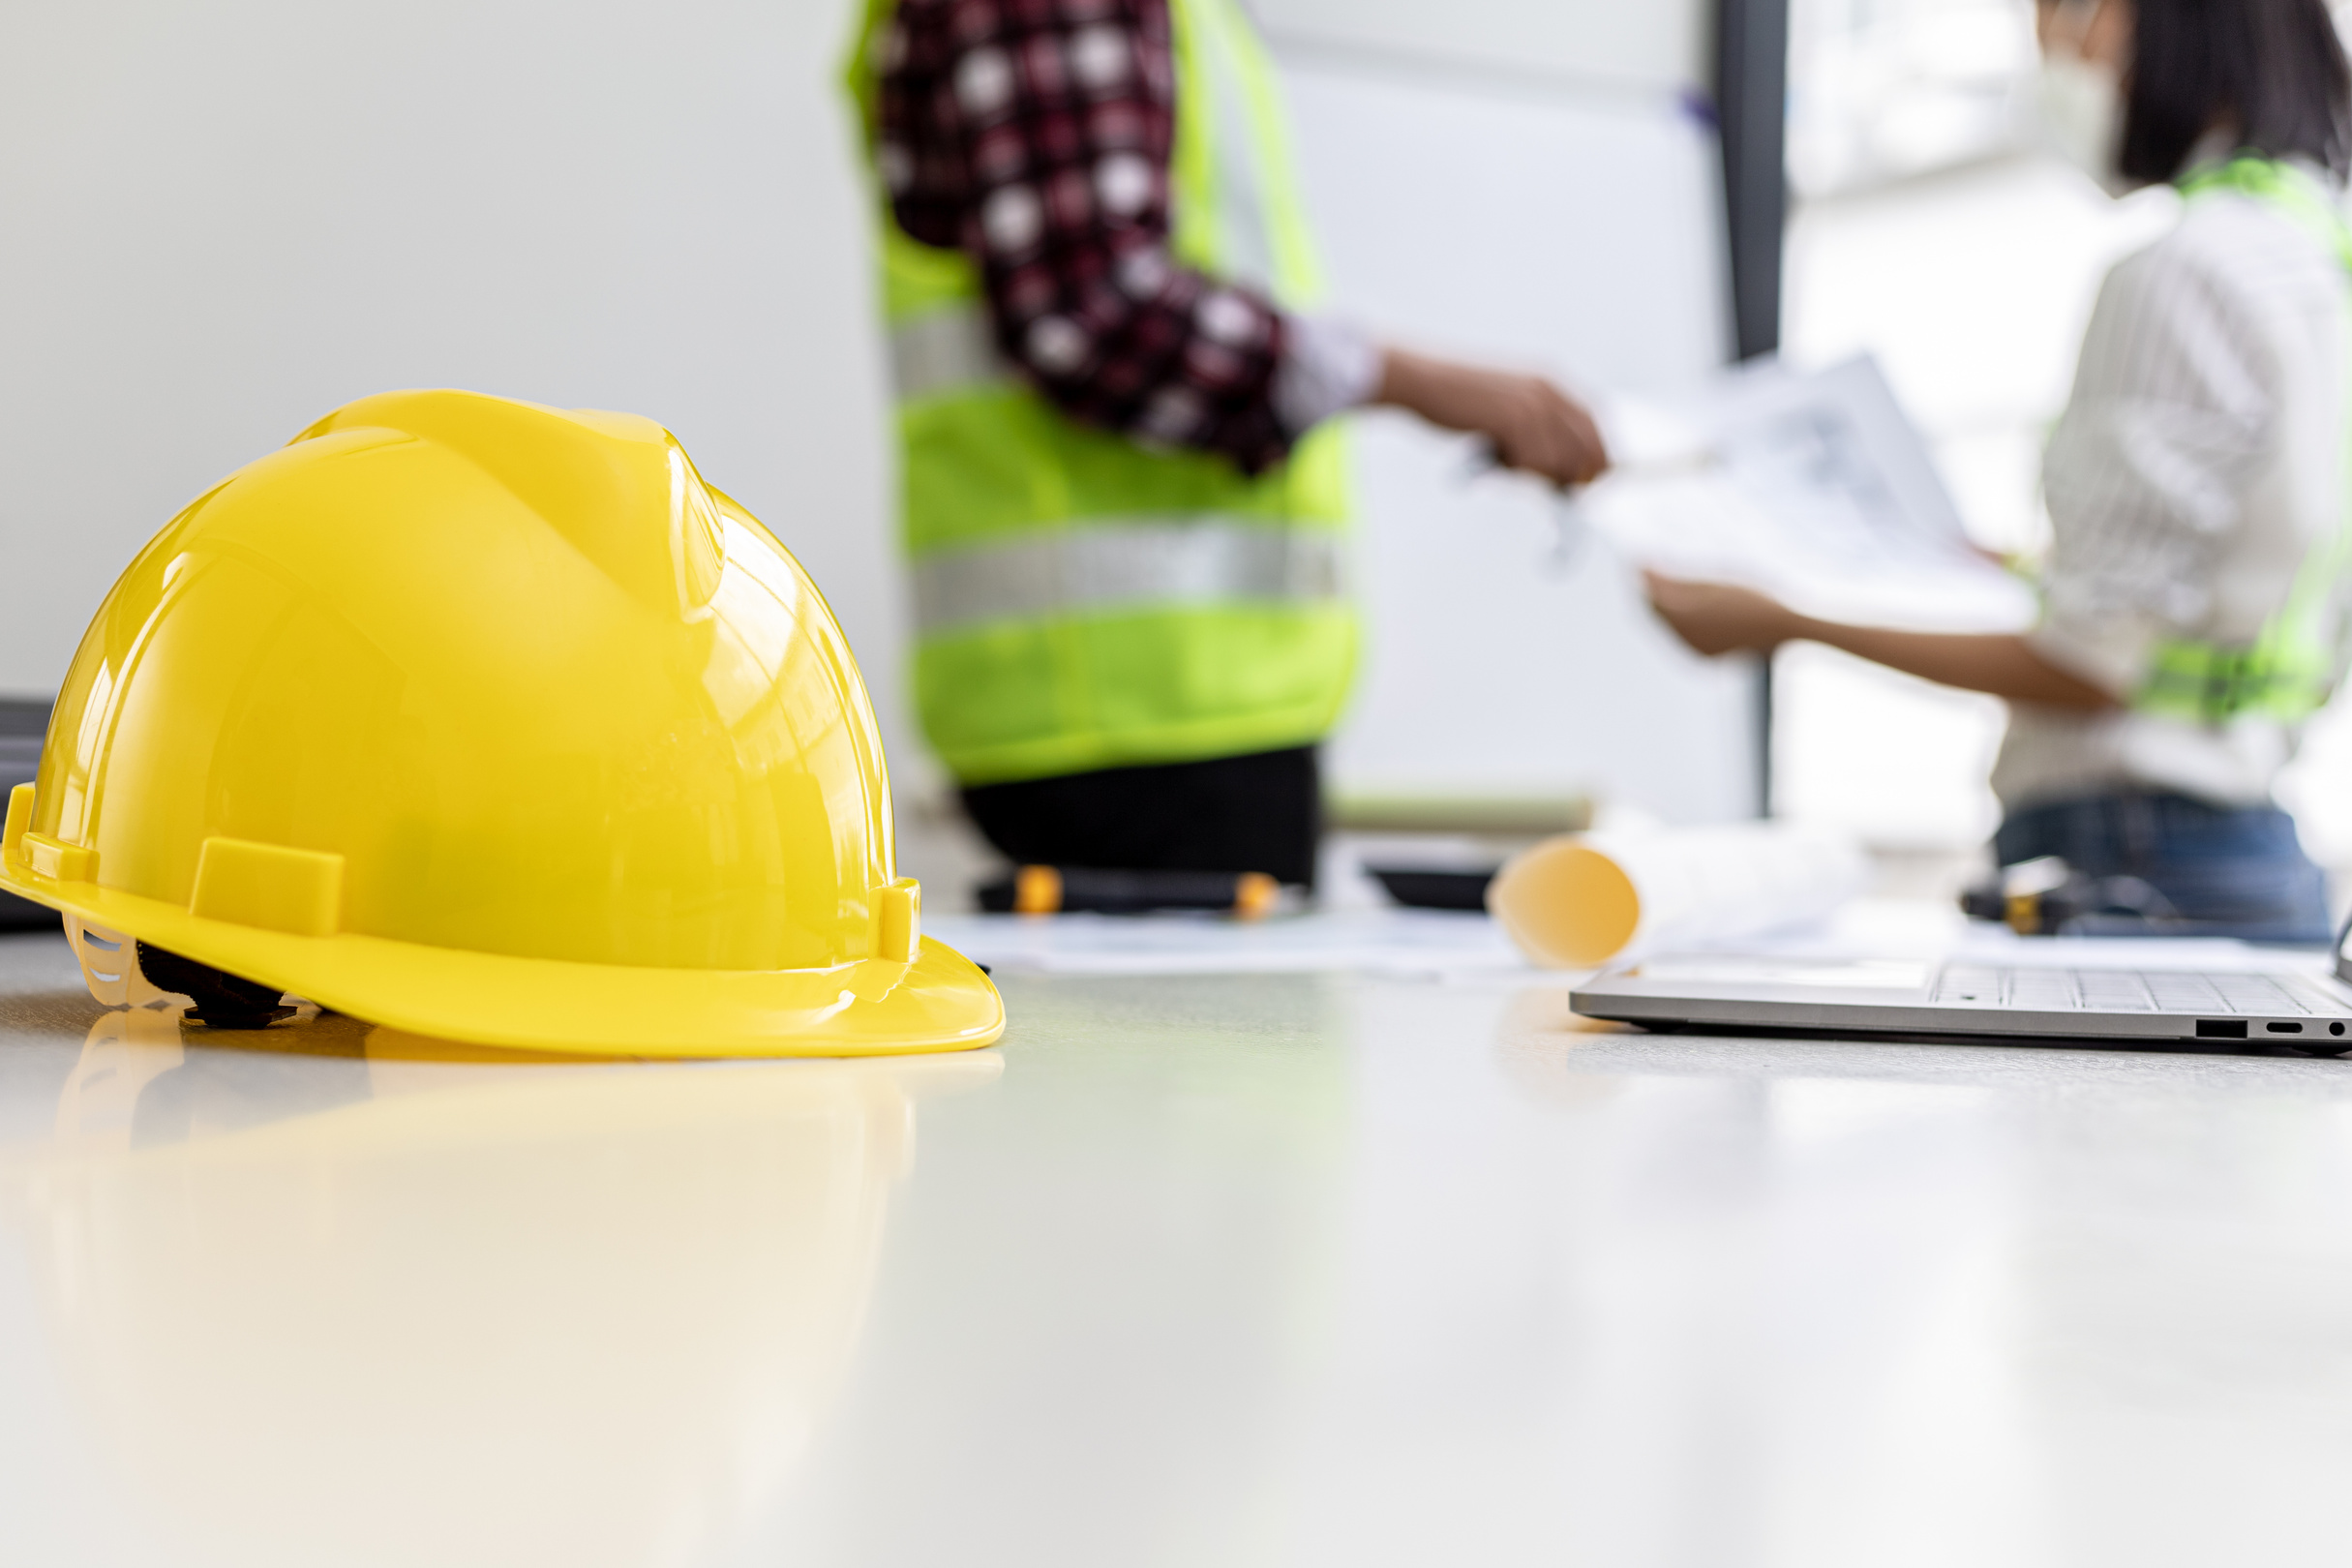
[[0, 0, 915, 774], [1278, 28, 1759, 824], [1257, 0, 1710, 96]]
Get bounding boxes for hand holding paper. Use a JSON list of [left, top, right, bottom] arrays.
[[1586, 355, 2036, 634], [1641, 573, 1801, 656], [1377, 348, 1612, 489]]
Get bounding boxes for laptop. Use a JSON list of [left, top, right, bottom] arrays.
[[1571, 921, 2352, 1052]]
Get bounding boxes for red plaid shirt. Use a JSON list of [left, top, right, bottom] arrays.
[[876, 0, 1298, 474]]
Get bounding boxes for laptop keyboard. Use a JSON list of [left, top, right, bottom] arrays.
[[1929, 967, 2344, 1014]]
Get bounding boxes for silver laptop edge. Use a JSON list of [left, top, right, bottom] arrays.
[[1570, 917, 2352, 1048]]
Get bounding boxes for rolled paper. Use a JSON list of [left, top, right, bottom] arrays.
[[1488, 823, 1868, 969]]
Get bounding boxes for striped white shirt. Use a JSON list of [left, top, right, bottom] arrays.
[[1994, 167, 2352, 811]]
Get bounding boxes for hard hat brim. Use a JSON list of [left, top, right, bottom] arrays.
[[0, 859, 1005, 1059]]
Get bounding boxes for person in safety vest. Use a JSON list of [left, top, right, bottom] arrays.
[[846, 0, 1609, 890], [1648, 0, 2352, 941]]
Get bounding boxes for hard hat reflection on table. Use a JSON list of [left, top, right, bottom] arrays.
[[4, 1009, 1001, 1568], [0, 389, 1003, 1057]]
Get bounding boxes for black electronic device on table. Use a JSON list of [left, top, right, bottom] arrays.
[[1363, 866, 1499, 912], [0, 700, 57, 931]]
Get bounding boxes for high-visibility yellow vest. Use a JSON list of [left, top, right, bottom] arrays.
[[2132, 156, 2352, 724], [845, 0, 1357, 786]]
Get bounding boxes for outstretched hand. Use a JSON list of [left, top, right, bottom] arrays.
[[1643, 572, 1802, 657], [1373, 348, 1610, 489]]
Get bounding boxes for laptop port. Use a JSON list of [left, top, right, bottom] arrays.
[[2266, 1022, 2305, 1034], [2195, 1019, 2248, 1039]]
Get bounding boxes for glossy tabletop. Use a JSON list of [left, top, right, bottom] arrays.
[[4, 923, 2352, 1567]]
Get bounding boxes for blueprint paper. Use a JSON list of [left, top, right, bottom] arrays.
[[1588, 354, 2038, 633]]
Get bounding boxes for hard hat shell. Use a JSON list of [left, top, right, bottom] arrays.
[[0, 389, 1003, 1057]]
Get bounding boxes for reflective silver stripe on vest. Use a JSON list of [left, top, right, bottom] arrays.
[[913, 520, 1345, 635], [890, 305, 1007, 403]]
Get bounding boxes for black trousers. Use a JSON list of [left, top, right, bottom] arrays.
[[960, 745, 1322, 888]]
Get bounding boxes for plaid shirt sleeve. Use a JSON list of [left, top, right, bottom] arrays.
[[876, 0, 1298, 475]]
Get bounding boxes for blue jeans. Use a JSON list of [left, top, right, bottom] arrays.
[[1994, 792, 2336, 944]]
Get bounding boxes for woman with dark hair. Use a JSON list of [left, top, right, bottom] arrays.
[[1648, 0, 2352, 941]]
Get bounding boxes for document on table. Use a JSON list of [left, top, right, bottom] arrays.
[[926, 909, 1535, 980], [1650, 902, 2331, 975], [925, 900, 2330, 981], [1586, 354, 2037, 633]]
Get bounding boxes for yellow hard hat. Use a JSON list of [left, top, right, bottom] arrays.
[[0, 389, 1003, 1058]]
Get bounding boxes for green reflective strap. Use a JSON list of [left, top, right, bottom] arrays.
[[2138, 637, 2332, 723], [840, 0, 891, 136], [1167, 0, 1326, 303], [1206, 0, 1327, 302], [2177, 156, 2352, 270], [884, 237, 983, 327], [1166, 0, 1222, 279], [843, 1, 984, 323]]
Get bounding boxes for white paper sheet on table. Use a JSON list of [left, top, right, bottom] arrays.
[[926, 909, 1534, 979], [1651, 899, 2334, 977], [1588, 354, 2037, 633], [926, 899, 2331, 982]]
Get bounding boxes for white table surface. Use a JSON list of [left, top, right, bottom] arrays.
[[4, 920, 2351, 1568]]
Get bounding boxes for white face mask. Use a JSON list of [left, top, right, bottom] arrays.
[[2035, 51, 2131, 196]]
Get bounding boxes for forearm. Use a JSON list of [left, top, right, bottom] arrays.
[[1788, 618, 2119, 710], [1371, 347, 1610, 487], [1371, 348, 1474, 421]]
